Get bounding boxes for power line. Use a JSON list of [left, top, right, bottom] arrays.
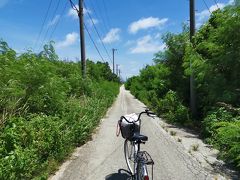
[[102, 0, 112, 29], [213, 0, 219, 9], [69, 0, 78, 11], [87, 0, 108, 35], [33, 0, 53, 51], [84, 23, 105, 62], [39, 0, 61, 51], [86, 0, 114, 66], [202, 0, 211, 13], [88, 0, 109, 34], [84, 2, 112, 64], [95, 0, 109, 30], [48, 1, 68, 41]]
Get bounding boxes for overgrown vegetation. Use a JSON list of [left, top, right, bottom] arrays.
[[126, 5, 240, 170], [0, 41, 120, 179]]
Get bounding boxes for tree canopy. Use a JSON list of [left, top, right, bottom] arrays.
[[126, 5, 240, 170]]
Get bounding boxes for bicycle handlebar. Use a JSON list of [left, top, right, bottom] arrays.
[[120, 109, 156, 124]]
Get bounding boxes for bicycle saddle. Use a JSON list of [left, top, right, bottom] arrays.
[[131, 133, 148, 142]]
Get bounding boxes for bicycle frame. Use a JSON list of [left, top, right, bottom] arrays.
[[121, 109, 155, 180]]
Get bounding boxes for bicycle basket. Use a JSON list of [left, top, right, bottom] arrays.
[[119, 113, 140, 139]]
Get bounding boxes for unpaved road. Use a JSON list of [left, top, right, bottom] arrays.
[[50, 86, 225, 180]]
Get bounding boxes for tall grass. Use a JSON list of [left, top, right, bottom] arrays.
[[0, 41, 120, 179]]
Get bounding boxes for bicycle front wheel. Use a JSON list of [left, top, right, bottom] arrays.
[[124, 139, 136, 174]]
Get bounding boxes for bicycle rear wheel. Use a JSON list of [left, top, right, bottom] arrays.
[[124, 139, 136, 174], [137, 161, 148, 180]]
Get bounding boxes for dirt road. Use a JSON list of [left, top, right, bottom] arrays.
[[50, 86, 224, 180]]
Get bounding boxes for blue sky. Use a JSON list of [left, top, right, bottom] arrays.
[[0, 0, 234, 79]]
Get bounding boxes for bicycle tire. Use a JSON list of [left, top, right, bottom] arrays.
[[124, 139, 136, 174], [137, 159, 149, 180], [136, 161, 144, 180]]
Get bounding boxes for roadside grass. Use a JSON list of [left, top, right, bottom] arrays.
[[191, 144, 200, 151], [0, 46, 120, 179], [177, 138, 182, 142], [170, 130, 177, 136]]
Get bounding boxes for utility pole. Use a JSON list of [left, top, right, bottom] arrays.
[[235, 0, 240, 6], [79, 0, 86, 78], [112, 48, 117, 74], [190, 0, 197, 117], [190, 0, 195, 42], [116, 64, 119, 76]]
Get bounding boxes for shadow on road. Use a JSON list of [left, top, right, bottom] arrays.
[[105, 169, 132, 180]]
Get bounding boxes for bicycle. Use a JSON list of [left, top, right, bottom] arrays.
[[117, 109, 155, 180]]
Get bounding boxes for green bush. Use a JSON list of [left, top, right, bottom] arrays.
[[0, 41, 120, 179], [202, 108, 240, 170], [158, 90, 189, 124], [125, 5, 240, 171], [212, 121, 240, 169]]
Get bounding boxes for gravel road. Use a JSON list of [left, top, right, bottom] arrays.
[[50, 86, 225, 180]]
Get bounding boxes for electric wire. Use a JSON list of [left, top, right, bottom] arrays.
[[102, 0, 112, 29], [48, 1, 68, 41], [213, 0, 219, 9], [69, 0, 78, 12], [84, 23, 105, 62], [84, 2, 113, 64], [202, 0, 211, 13], [96, 0, 111, 31], [87, 0, 109, 50], [86, 0, 113, 65], [33, 0, 53, 51], [87, 0, 107, 35], [68, 0, 107, 63], [39, 0, 61, 51], [89, 0, 109, 34], [101, 0, 114, 58]]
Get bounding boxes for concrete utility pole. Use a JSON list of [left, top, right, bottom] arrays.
[[112, 48, 117, 74], [235, 0, 240, 6], [116, 64, 119, 76], [190, 0, 195, 42], [79, 0, 86, 78], [190, 0, 197, 117]]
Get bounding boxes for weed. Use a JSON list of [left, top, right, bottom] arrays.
[[170, 131, 177, 136], [188, 149, 192, 154], [191, 144, 199, 151]]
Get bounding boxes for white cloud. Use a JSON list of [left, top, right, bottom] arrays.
[[196, 0, 234, 27], [130, 35, 166, 54], [47, 15, 60, 27], [196, 3, 225, 22], [228, 0, 235, 5], [56, 32, 79, 48], [128, 17, 168, 34], [68, 5, 91, 19], [0, 0, 8, 8], [68, 8, 78, 19], [102, 28, 121, 44]]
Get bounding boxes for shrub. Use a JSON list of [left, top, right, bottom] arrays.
[[159, 90, 189, 124], [203, 107, 240, 170], [0, 41, 120, 179]]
